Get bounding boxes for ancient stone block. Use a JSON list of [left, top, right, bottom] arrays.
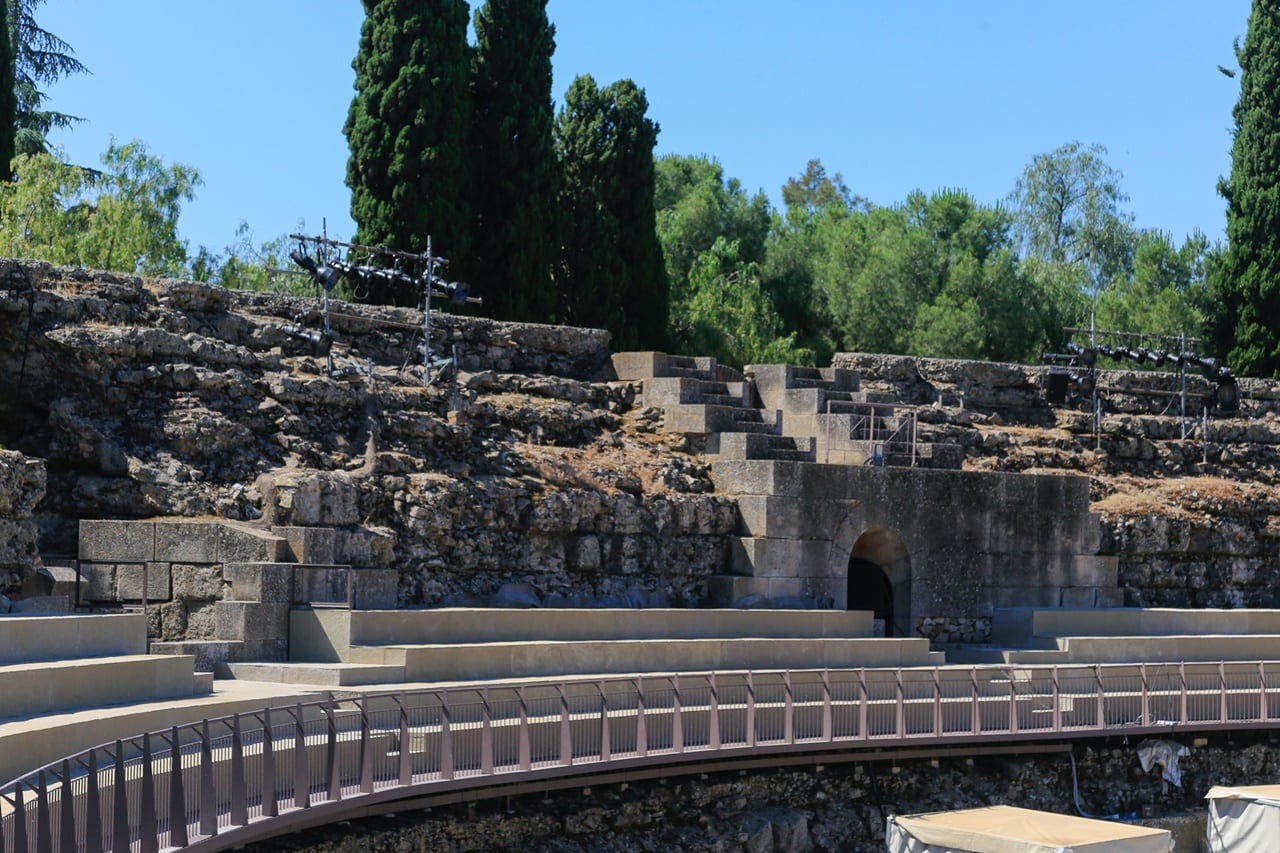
[[78, 520, 154, 562], [216, 601, 289, 642], [79, 562, 117, 602], [271, 525, 336, 564], [351, 569, 398, 609], [225, 562, 294, 603], [170, 563, 225, 600], [219, 525, 287, 563], [115, 562, 172, 601], [154, 521, 219, 563]]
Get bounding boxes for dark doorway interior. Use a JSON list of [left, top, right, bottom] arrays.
[[847, 557, 894, 636]]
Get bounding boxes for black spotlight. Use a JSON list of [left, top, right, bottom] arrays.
[[1215, 376, 1240, 413], [1046, 368, 1071, 404], [435, 280, 470, 305], [291, 251, 344, 291]]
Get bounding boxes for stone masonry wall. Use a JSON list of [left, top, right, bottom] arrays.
[[0, 260, 736, 608], [0, 449, 45, 595]]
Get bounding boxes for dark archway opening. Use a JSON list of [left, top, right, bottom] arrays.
[[847, 557, 894, 636]]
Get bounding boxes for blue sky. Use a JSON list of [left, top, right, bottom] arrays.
[[37, 1, 1250, 258]]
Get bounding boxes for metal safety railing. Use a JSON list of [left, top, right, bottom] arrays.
[[825, 400, 919, 466], [6, 661, 1280, 852]]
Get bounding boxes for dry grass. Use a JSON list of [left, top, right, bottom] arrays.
[[1093, 475, 1265, 520]]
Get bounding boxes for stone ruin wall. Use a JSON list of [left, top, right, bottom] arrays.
[[0, 259, 736, 615], [837, 352, 1280, 619], [2, 259, 1280, 625]]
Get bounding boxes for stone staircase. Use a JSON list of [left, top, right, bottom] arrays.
[[749, 363, 963, 469], [224, 607, 945, 686], [76, 518, 398, 673], [948, 607, 1280, 665]]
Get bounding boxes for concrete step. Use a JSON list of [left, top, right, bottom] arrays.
[[0, 679, 330, 789], [993, 607, 1280, 647], [0, 654, 198, 720], [290, 608, 878, 660], [226, 661, 406, 686], [0, 613, 146, 664], [382, 636, 936, 682]]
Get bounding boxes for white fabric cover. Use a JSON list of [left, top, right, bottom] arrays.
[[885, 805, 1172, 853], [1205, 785, 1280, 853]]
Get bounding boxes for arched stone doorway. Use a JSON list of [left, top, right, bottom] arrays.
[[847, 528, 912, 637]]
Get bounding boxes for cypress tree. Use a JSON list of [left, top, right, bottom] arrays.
[[1218, 0, 1280, 377], [0, 0, 16, 180], [470, 0, 559, 324], [555, 75, 668, 350], [344, 0, 471, 305]]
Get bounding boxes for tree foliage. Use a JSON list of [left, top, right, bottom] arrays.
[[1216, 0, 1280, 377], [670, 237, 808, 369], [0, 0, 15, 179], [1008, 141, 1136, 302], [0, 140, 200, 275], [816, 189, 1061, 363], [470, 0, 559, 323], [345, 0, 471, 305], [655, 154, 769, 308], [555, 75, 667, 349], [7, 0, 88, 158], [1095, 230, 1212, 340]]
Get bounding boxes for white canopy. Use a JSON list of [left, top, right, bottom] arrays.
[[1205, 784, 1280, 853], [886, 804, 1172, 853]]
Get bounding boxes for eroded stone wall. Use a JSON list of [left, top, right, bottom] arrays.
[[0, 449, 45, 595], [0, 260, 735, 607]]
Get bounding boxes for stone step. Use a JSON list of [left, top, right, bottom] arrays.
[[0, 613, 146, 664], [0, 679, 329, 789], [0, 654, 199, 720], [375, 637, 938, 683], [707, 432, 816, 462], [290, 608, 878, 660], [226, 661, 406, 686], [992, 607, 1280, 647]]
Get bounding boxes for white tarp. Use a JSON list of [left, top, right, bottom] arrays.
[[1205, 784, 1280, 853], [885, 805, 1172, 853]]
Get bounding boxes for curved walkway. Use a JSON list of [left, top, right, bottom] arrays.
[[5, 660, 1280, 852]]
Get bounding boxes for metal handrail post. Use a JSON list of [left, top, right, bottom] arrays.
[[671, 674, 684, 753]]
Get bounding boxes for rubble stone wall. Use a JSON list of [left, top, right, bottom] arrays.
[[0, 449, 45, 595]]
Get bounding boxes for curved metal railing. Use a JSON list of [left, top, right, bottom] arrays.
[[5, 660, 1280, 852]]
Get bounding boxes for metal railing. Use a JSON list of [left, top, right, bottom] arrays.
[[6, 661, 1280, 852], [825, 401, 919, 466]]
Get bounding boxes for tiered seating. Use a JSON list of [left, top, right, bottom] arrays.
[[0, 611, 333, 784], [226, 607, 945, 686], [954, 607, 1280, 665]]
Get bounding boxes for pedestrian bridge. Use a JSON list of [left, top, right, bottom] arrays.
[[5, 660, 1280, 852]]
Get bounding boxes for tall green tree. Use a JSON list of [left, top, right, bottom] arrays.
[[345, 0, 471, 305], [0, 141, 200, 275], [1007, 141, 1137, 304], [1216, 0, 1280, 377], [555, 75, 667, 349], [819, 189, 1058, 362], [1096, 230, 1212, 341], [672, 237, 809, 369], [8, 0, 88, 158], [654, 154, 770, 308], [469, 0, 559, 323], [757, 158, 869, 365], [0, 0, 15, 179]]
